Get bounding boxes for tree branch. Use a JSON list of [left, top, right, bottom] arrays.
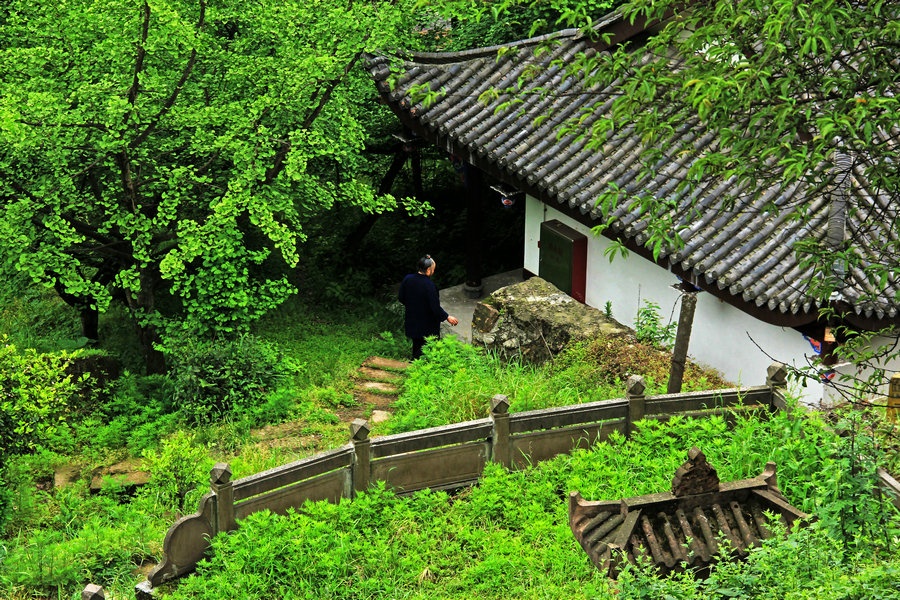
[[264, 51, 365, 184], [126, 1, 151, 110], [130, 0, 206, 149]]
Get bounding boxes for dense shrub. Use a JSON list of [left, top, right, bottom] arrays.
[[388, 335, 729, 435], [53, 373, 178, 456], [0, 336, 78, 457], [161, 333, 292, 425]]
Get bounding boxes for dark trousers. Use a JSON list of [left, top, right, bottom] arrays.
[[411, 337, 426, 360]]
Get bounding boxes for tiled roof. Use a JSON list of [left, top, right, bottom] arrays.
[[366, 17, 900, 328], [568, 448, 809, 577]]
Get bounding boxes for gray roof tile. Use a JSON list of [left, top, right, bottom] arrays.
[[367, 21, 899, 327]]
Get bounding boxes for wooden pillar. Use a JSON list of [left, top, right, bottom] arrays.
[[888, 373, 900, 422], [464, 164, 484, 290], [351, 419, 371, 497], [626, 375, 646, 436], [210, 462, 234, 533], [667, 292, 697, 394], [490, 394, 511, 468]]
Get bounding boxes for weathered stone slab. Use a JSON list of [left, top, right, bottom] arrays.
[[90, 459, 151, 492], [370, 410, 392, 424], [472, 277, 630, 365], [54, 465, 80, 489], [364, 356, 410, 371], [357, 366, 402, 382]]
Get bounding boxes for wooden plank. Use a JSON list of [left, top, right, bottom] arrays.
[[371, 419, 493, 458], [371, 442, 488, 494], [234, 469, 350, 519], [509, 399, 628, 434], [511, 421, 626, 468], [233, 446, 353, 501]]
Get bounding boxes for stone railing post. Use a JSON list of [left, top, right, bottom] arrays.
[[210, 463, 234, 534], [82, 584, 105, 599], [626, 375, 646, 436], [351, 419, 371, 498], [766, 362, 789, 411], [490, 394, 511, 468], [888, 373, 900, 422]]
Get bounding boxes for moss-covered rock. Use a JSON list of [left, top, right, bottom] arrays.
[[472, 277, 630, 364]]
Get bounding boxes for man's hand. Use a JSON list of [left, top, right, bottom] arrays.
[[447, 316, 459, 326]]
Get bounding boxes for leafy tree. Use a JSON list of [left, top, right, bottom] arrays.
[[0, 0, 423, 372], [578, 0, 900, 396], [433, 0, 620, 50], [433, 0, 900, 396]]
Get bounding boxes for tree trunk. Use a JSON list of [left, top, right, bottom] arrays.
[[411, 149, 423, 199], [668, 292, 698, 394], [128, 267, 167, 375], [80, 306, 99, 342], [53, 281, 100, 341], [345, 147, 407, 255]]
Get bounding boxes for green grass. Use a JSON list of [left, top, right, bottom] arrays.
[[162, 410, 900, 600], [0, 285, 897, 600]]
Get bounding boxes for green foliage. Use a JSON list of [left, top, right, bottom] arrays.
[[634, 300, 676, 347], [388, 333, 728, 434], [165, 409, 900, 600], [0, 486, 165, 596], [0, 270, 82, 352], [433, 0, 620, 51], [0, 337, 78, 457], [161, 333, 292, 425], [46, 373, 178, 458], [389, 336, 492, 431], [0, 469, 13, 536], [0, 0, 428, 366], [142, 431, 213, 513]]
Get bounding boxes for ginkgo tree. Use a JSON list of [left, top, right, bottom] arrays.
[[0, 0, 424, 372]]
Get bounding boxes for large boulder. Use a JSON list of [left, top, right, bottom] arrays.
[[471, 277, 630, 364]]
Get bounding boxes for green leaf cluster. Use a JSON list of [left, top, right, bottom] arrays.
[[0, 0, 426, 358], [0, 336, 78, 457], [160, 332, 292, 425]]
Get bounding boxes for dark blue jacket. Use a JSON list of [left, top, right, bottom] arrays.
[[398, 273, 448, 339]]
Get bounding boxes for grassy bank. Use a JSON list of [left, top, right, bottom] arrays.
[[1, 284, 897, 599]]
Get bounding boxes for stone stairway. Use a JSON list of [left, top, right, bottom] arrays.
[[349, 356, 410, 423]]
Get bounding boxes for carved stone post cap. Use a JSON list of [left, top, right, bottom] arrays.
[[210, 462, 232, 485], [671, 447, 719, 497], [491, 394, 510, 414], [626, 375, 646, 396], [82, 583, 105, 599], [766, 362, 788, 385], [350, 418, 370, 441]]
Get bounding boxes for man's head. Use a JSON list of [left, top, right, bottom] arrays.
[[417, 254, 436, 276]]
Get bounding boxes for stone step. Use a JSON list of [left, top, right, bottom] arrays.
[[90, 459, 150, 493], [356, 366, 403, 383], [357, 380, 400, 395], [363, 356, 411, 372]]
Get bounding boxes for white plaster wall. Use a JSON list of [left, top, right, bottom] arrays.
[[829, 335, 900, 404], [525, 196, 831, 403]]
